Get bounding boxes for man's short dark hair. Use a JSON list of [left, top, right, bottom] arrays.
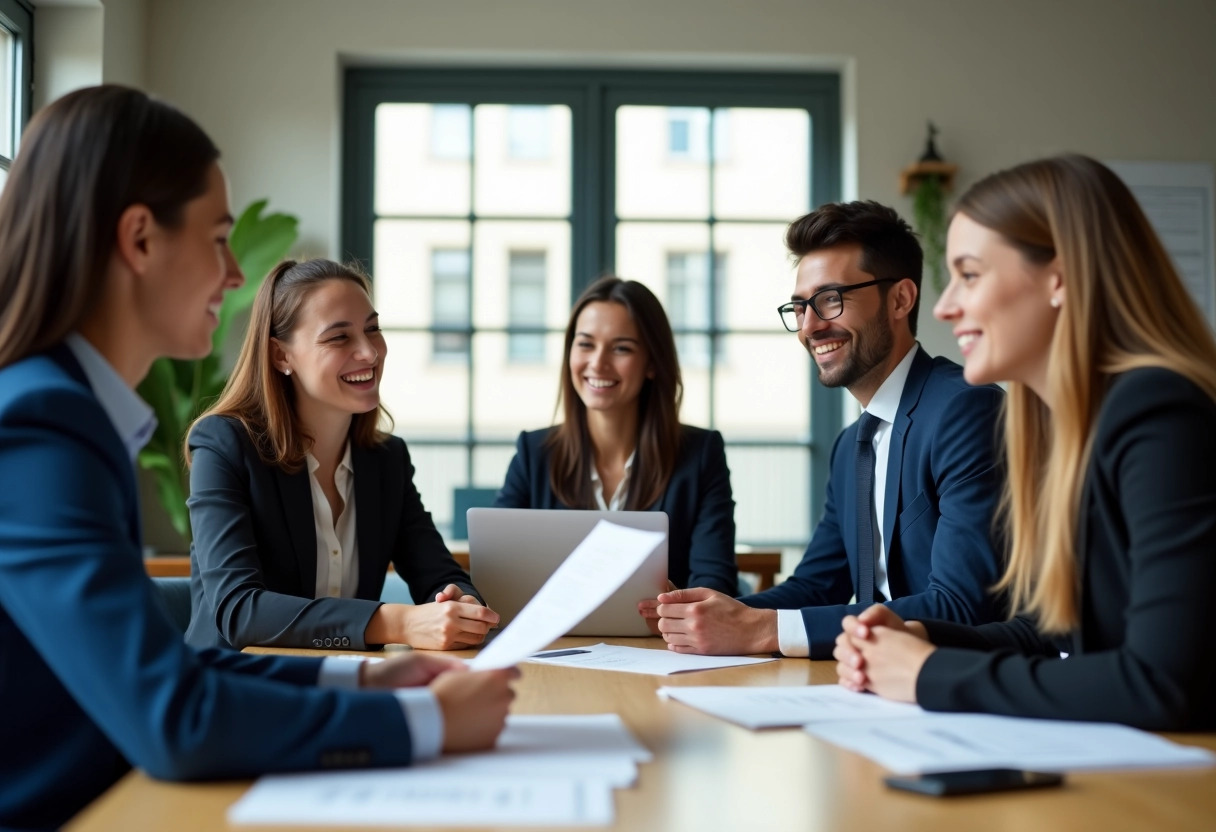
[[785, 200, 924, 335]]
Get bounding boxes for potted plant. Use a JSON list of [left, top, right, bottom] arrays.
[[137, 199, 298, 542], [900, 122, 957, 295]]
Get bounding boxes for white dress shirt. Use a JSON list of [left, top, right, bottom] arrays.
[[306, 446, 359, 599], [591, 449, 636, 511], [777, 344, 920, 657], [66, 333, 444, 762]]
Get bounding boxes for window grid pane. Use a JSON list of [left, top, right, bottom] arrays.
[[1, 25, 13, 159]]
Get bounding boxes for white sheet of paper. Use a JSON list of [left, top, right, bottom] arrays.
[[806, 713, 1216, 775], [228, 772, 614, 827], [528, 642, 775, 675], [469, 521, 666, 670], [657, 684, 923, 728], [414, 714, 650, 787]]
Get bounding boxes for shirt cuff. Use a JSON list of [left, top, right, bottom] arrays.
[[316, 656, 364, 689], [777, 609, 811, 657], [393, 689, 444, 762]]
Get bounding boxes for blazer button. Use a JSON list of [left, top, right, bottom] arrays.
[[312, 639, 322, 647], [341, 637, 350, 647], [324, 638, 333, 647]]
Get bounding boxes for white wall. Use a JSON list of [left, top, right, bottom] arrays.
[[32, 5, 102, 110], [127, 0, 1216, 359]]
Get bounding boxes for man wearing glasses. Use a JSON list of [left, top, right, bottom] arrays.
[[652, 200, 1004, 659]]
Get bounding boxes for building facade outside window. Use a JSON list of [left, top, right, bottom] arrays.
[[507, 250, 548, 363], [430, 248, 471, 359]]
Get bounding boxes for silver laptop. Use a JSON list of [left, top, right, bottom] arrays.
[[466, 508, 669, 637]]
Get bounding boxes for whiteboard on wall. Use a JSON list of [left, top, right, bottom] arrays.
[[1107, 160, 1216, 328]]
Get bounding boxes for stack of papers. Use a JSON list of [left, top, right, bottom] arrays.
[[229, 714, 648, 826], [658, 684, 1216, 775], [531, 643, 776, 676]]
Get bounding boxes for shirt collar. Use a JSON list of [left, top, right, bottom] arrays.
[[863, 343, 920, 426], [589, 449, 637, 484], [306, 442, 354, 476], [64, 333, 157, 461]]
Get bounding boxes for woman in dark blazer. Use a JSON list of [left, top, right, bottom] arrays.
[[834, 155, 1216, 730], [495, 276, 738, 608], [187, 259, 499, 652]]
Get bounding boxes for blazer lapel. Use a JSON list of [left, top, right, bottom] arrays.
[[882, 348, 932, 562], [352, 443, 385, 598], [276, 465, 317, 594]]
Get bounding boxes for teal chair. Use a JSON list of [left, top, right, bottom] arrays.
[[451, 487, 499, 541]]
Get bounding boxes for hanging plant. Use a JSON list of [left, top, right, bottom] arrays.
[[912, 174, 948, 294]]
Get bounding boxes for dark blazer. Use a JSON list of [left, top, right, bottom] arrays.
[[917, 368, 1216, 731], [186, 414, 479, 652], [0, 346, 415, 832], [740, 348, 1005, 657], [494, 425, 738, 595]]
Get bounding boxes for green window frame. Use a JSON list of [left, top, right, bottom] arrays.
[[342, 68, 843, 543], [0, 0, 33, 183]]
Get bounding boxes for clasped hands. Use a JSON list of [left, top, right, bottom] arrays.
[[368, 584, 501, 650], [833, 605, 936, 703]]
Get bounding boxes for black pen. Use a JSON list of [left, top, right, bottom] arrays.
[[531, 649, 593, 659]]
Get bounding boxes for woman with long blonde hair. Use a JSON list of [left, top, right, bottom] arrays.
[[833, 154, 1216, 729]]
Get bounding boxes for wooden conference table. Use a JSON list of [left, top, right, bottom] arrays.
[[68, 638, 1216, 832]]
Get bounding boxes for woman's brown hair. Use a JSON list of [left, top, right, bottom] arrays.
[[187, 258, 391, 472], [546, 276, 683, 509], [955, 154, 1216, 632], [0, 85, 219, 368]]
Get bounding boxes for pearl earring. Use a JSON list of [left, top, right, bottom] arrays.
[[1050, 298, 1061, 309], [284, 368, 292, 376]]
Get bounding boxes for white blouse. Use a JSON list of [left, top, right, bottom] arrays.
[[305, 443, 359, 599], [590, 449, 636, 511]]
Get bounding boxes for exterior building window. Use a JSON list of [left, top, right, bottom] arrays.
[[507, 105, 551, 160], [508, 250, 547, 363], [667, 251, 727, 365], [430, 104, 471, 160], [431, 248, 470, 359]]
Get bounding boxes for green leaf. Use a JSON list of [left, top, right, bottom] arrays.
[[213, 201, 299, 352]]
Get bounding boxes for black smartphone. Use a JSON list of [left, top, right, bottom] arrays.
[[884, 768, 1064, 797]]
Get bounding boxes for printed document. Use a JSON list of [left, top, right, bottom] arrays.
[[657, 684, 923, 728], [806, 713, 1216, 774], [530, 642, 775, 675]]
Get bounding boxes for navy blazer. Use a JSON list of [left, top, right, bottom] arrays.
[[494, 425, 738, 595], [918, 368, 1216, 730], [186, 414, 479, 652], [741, 347, 1005, 657], [0, 346, 414, 832]]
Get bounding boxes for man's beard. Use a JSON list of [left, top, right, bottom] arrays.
[[809, 313, 895, 390]]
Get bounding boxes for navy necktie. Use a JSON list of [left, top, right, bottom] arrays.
[[855, 412, 881, 605]]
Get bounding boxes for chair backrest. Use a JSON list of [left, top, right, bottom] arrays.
[[153, 576, 193, 634], [451, 487, 499, 540]]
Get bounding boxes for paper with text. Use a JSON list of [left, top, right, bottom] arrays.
[[229, 772, 614, 826], [531, 642, 775, 675], [806, 713, 1216, 774], [469, 521, 666, 670], [657, 684, 922, 728]]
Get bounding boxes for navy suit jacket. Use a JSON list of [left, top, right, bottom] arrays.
[[740, 348, 1005, 657], [494, 425, 738, 595], [186, 414, 479, 652], [0, 346, 414, 832], [918, 369, 1216, 730]]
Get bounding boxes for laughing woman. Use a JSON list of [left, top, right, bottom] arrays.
[[834, 155, 1216, 730], [186, 258, 499, 652], [494, 276, 738, 608]]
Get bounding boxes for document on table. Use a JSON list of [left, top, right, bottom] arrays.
[[469, 520, 666, 670], [806, 713, 1216, 775], [657, 684, 923, 728], [416, 714, 651, 787], [228, 772, 614, 826], [530, 642, 776, 675]]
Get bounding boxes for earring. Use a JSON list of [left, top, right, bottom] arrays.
[[1050, 298, 1061, 309], [284, 368, 292, 376]]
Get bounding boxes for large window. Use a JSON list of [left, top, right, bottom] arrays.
[[0, 0, 32, 191], [344, 69, 841, 545]]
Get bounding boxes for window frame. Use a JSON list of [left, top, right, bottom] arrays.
[[343, 68, 843, 540], [0, 0, 33, 177]]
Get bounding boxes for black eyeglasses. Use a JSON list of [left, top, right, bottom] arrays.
[[776, 279, 899, 332]]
